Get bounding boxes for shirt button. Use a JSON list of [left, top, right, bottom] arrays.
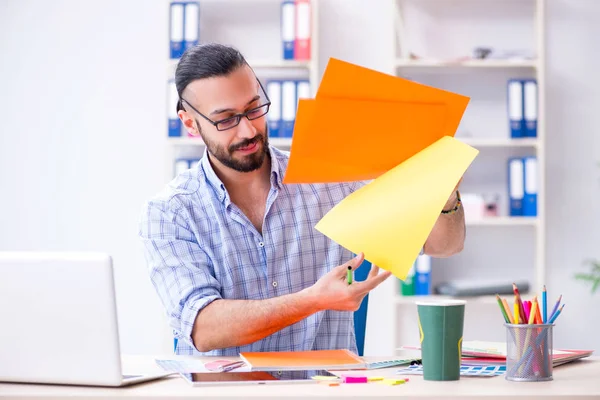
[[258, 242, 264, 247], [277, 371, 282, 376], [272, 281, 278, 287]]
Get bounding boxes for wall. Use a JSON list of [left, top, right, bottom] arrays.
[[0, 0, 599, 354], [0, 0, 173, 354]]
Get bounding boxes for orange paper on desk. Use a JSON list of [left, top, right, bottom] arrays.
[[315, 136, 478, 280], [239, 349, 365, 371], [284, 58, 470, 183]]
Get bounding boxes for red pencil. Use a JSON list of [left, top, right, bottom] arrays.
[[512, 283, 527, 325]]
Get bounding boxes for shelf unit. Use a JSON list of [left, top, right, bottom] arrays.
[[364, 0, 546, 356], [166, 0, 319, 179]]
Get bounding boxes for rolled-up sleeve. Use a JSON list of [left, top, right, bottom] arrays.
[[138, 197, 221, 349]]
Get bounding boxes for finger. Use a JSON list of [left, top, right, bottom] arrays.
[[367, 263, 380, 280], [357, 270, 392, 293], [333, 252, 365, 276]]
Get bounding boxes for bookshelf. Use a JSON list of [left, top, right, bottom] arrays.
[[364, 0, 546, 356], [166, 0, 319, 179]]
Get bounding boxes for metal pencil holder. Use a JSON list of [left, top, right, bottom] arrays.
[[505, 323, 553, 382]]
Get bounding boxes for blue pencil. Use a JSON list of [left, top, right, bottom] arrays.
[[549, 294, 562, 321], [548, 304, 565, 324], [542, 285, 547, 323]]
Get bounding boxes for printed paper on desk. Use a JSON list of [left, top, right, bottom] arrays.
[[283, 58, 470, 184], [315, 136, 478, 281]]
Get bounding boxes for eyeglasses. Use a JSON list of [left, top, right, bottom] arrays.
[[180, 79, 271, 131]]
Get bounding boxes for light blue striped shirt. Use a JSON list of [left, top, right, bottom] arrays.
[[139, 146, 363, 356]]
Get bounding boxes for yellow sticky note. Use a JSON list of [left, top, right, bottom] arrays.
[[315, 136, 478, 280]]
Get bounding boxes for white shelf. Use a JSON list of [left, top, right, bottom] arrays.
[[457, 137, 538, 148], [395, 294, 499, 306], [169, 58, 313, 70], [466, 217, 538, 227], [395, 58, 538, 69]]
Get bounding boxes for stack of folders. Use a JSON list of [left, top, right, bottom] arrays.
[[169, 1, 200, 60], [266, 80, 310, 138], [174, 158, 201, 177], [507, 79, 537, 138], [400, 255, 431, 296], [281, 0, 312, 61], [508, 156, 537, 217]]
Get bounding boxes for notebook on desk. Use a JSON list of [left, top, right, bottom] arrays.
[[239, 349, 414, 371], [461, 341, 594, 367], [400, 341, 593, 367]]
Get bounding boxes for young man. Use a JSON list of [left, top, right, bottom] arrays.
[[139, 44, 465, 356]]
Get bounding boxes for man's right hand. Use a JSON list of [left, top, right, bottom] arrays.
[[304, 252, 392, 312]]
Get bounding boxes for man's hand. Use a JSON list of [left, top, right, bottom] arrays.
[[304, 252, 392, 312], [443, 177, 463, 210]]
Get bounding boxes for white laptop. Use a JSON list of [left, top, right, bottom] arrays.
[[0, 252, 172, 387]]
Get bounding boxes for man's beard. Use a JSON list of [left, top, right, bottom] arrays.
[[199, 121, 270, 173]]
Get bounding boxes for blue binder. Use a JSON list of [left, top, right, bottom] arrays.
[[414, 255, 431, 295], [168, 80, 181, 137], [281, 80, 296, 137], [183, 2, 200, 52], [523, 79, 538, 138], [508, 157, 524, 216], [523, 156, 538, 216], [281, 0, 295, 60], [169, 2, 185, 59], [507, 79, 524, 138], [266, 80, 282, 138]]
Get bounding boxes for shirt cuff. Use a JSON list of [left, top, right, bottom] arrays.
[[179, 295, 221, 350]]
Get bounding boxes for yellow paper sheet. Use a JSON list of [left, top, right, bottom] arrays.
[[314, 136, 479, 280]]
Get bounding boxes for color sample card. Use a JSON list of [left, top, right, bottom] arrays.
[[396, 364, 506, 377]]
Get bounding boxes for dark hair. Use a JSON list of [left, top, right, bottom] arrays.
[[175, 43, 247, 112]]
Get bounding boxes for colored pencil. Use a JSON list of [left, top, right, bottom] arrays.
[[549, 304, 565, 324], [501, 298, 512, 323], [514, 296, 520, 324], [528, 300, 538, 324], [549, 294, 562, 320], [512, 283, 527, 325], [542, 285, 548, 323], [496, 294, 510, 323]]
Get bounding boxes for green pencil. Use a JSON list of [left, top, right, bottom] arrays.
[[347, 266, 353, 285], [496, 294, 510, 323]]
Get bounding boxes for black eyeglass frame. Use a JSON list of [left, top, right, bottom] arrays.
[[180, 79, 271, 131]]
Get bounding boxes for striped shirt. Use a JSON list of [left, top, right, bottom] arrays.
[[139, 146, 363, 356]]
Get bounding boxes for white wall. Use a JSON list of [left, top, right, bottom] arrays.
[[0, 0, 172, 354], [545, 0, 600, 350], [1, 0, 599, 354]]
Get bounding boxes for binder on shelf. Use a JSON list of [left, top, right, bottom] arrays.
[[281, 0, 295, 60], [507, 79, 524, 138], [523, 79, 538, 138], [400, 266, 415, 296], [508, 157, 525, 216], [294, 0, 311, 60], [174, 159, 190, 176], [183, 2, 200, 52], [414, 255, 431, 295], [174, 158, 201, 177], [266, 80, 282, 138], [168, 80, 182, 137], [281, 80, 297, 138], [169, 2, 185, 59], [296, 79, 311, 102], [523, 156, 538, 216]]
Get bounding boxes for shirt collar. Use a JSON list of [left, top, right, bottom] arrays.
[[200, 145, 284, 204]]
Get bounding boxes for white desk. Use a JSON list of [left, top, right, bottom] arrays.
[[1, 355, 599, 399]]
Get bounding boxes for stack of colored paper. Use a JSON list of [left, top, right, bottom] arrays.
[[283, 58, 479, 280]]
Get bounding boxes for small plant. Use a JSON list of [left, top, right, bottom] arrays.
[[575, 259, 600, 294]]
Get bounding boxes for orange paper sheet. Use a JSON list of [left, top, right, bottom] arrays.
[[284, 58, 470, 184]]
